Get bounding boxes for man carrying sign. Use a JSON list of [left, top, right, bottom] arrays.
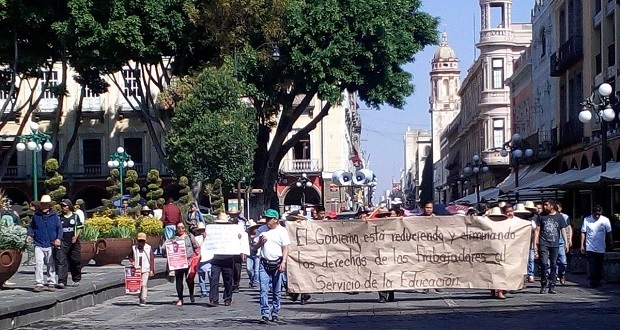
[[254, 209, 290, 325]]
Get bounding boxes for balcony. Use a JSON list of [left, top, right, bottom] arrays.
[[280, 159, 321, 174], [481, 150, 508, 166], [478, 29, 514, 45], [557, 119, 583, 149], [549, 35, 583, 77], [479, 90, 510, 106]]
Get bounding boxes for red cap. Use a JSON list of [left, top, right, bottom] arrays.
[[327, 210, 338, 219]]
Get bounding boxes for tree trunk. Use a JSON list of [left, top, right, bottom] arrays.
[[59, 85, 85, 172]]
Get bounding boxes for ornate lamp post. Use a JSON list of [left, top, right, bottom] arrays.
[[578, 82, 615, 172], [500, 133, 534, 203], [462, 154, 489, 210], [16, 122, 54, 201], [233, 42, 280, 78], [456, 175, 469, 199], [107, 147, 134, 200], [296, 173, 313, 210]]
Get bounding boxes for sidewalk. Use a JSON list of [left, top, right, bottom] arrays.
[[0, 255, 168, 329]]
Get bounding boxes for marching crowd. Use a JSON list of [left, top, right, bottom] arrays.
[[3, 193, 614, 325]]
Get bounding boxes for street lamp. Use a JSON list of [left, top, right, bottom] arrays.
[[579, 82, 615, 172], [107, 146, 134, 201], [16, 122, 54, 201], [233, 42, 281, 78], [296, 173, 313, 210], [462, 154, 489, 210], [500, 133, 534, 203], [456, 175, 469, 198]]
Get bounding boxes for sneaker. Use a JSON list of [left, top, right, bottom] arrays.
[[527, 276, 535, 283], [206, 301, 219, 307], [272, 315, 279, 323], [56, 283, 66, 289], [48, 285, 56, 292], [559, 277, 566, 285], [548, 287, 557, 294], [139, 299, 147, 307], [259, 316, 270, 324], [72, 282, 80, 287], [34, 286, 44, 292], [378, 297, 387, 303]]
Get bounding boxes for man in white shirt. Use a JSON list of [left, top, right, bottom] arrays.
[[581, 205, 612, 288], [253, 209, 290, 324]]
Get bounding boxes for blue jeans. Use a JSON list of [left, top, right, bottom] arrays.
[[527, 248, 535, 277], [198, 261, 211, 295], [259, 262, 283, 318], [246, 255, 260, 285], [546, 242, 567, 278]]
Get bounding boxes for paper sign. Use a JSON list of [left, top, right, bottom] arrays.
[[124, 266, 141, 295], [203, 224, 251, 256], [286, 216, 531, 293], [165, 240, 189, 270]]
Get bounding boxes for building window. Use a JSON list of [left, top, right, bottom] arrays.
[[123, 138, 144, 164], [493, 119, 505, 149], [293, 134, 311, 160], [122, 69, 140, 97], [540, 29, 546, 57], [492, 59, 504, 89], [41, 70, 59, 99], [596, 53, 602, 74], [608, 44, 615, 68]]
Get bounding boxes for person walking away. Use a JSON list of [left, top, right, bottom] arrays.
[[555, 202, 572, 285], [228, 207, 245, 293], [162, 197, 183, 257], [207, 212, 244, 307], [581, 205, 612, 288], [254, 209, 290, 324], [246, 220, 262, 289], [170, 222, 199, 306], [524, 201, 538, 283], [192, 222, 212, 298], [534, 199, 569, 294], [55, 199, 83, 288], [488, 205, 512, 299], [27, 195, 63, 292], [514, 202, 534, 282], [129, 232, 155, 306]]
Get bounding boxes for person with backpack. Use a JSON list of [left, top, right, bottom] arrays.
[[55, 199, 83, 288]]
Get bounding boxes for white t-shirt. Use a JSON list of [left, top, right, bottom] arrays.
[[132, 244, 152, 272], [75, 209, 85, 225], [581, 214, 612, 253], [254, 225, 290, 261]]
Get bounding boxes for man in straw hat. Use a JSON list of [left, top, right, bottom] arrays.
[[227, 207, 245, 293], [253, 209, 290, 324], [534, 199, 569, 294], [206, 212, 241, 307], [26, 195, 63, 292]]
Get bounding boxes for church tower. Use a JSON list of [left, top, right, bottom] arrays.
[[429, 32, 461, 163]]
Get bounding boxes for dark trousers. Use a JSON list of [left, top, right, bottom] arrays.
[[174, 268, 194, 301], [55, 239, 82, 285], [209, 257, 234, 302], [378, 291, 394, 301], [232, 255, 242, 291], [587, 251, 605, 286], [538, 245, 559, 286]]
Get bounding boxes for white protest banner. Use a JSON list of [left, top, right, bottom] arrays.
[[286, 216, 531, 293], [204, 224, 250, 255]]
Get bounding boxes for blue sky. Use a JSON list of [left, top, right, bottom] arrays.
[[359, 0, 534, 200]]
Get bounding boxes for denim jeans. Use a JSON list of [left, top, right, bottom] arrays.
[[527, 248, 535, 277], [538, 245, 559, 286], [259, 262, 283, 318], [198, 261, 211, 295], [246, 255, 260, 285], [546, 242, 567, 278]]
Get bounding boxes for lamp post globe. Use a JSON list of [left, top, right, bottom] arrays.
[[305, 181, 313, 188], [107, 160, 114, 168], [112, 160, 120, 167], [599, 83, 613, 97], [603, 106, 615, 122], [524, 148, 534, 158], [296, 181, 302, 188], [127, 160, 135, 168], [43, 141, 53, 151], [500, 149, 508, 157], [463, 166, 472, 174], [117, 146, 124, 154], [512, 133, 522, 142], [16, 142, 26, 152], [473, 167, 480, 173], [512, 149, 523, 158], [472, 154, 480, 162], [578, 109, 592, 123], [27, 141, 37, 151], [271, 46, 281, 61], [29, 122, 39, 132], [482, 166, 489, 173]]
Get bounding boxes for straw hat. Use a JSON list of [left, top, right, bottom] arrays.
[[376, 207, 390, 215], [486, 207, 508, 221], [35, 195, 56, 208], [141, 205, 152, 212], [195, 222, 206, 230], [214, 212, 230, 223], [136, 232, 147, 241], [498, 201, 507, 208], [257, 217, 267, 224], [523, 201, 537, 212], [513, 203, 531, 215], [227, 207, 240, 215], [286, 213, 306, 222]]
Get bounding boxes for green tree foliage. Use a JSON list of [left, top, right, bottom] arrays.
[[102, 169, 121, 209], [145, 169, 163, 209], [241, 0, 438, 207], [166, 66, 257, 192], [124, 169, 142, 212], [43, 158, 66, 203], [176, 176, 193, 214], [209, 178, 224, 214]]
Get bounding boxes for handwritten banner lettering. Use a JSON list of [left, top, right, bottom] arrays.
[[286, 216, 531, 293]]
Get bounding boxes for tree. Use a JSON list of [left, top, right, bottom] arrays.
[[208, 178, 224, 214], [241, 0, 438, 208], [44, 158, 66, 203], [124, 169, 142, 212], [102, 169, 121, 210], [145, 169, 163, 209], [165, 66, 257, 192]]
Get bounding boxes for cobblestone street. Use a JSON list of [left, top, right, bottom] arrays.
[[19, 275, 620, 330]]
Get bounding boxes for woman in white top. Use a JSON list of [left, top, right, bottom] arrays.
[[129, 232, 155, 307]]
